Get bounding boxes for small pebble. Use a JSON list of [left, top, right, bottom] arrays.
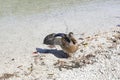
[[11, 58, 15, 61]]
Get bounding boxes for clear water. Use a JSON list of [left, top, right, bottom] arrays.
[[0, 0, 106, 16], [0, 0, 120, 33]]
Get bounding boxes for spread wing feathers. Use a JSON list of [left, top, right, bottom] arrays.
[[43, 33, 56, 45], [43, 33, 75, 45], [43, 33, 63, 45], [54, 33, 71, 43]]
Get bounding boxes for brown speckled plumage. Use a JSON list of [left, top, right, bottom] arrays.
[[43, 32, 79, 57]]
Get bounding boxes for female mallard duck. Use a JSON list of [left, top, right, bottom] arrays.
[[43, 32, 79, 57]]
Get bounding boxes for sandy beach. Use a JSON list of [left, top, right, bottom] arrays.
[[0, 0, 120, 80]]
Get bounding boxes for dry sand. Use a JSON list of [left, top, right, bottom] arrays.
[[0, 0, 120, 80]]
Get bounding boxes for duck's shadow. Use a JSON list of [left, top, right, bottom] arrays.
[[36, 48, 68, 58]]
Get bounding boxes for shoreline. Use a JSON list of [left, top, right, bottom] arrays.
[[0, 0, 120, 80]]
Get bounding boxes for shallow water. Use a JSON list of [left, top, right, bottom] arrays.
[[0, 0, 120, 34], [0, 0, 112, 17]]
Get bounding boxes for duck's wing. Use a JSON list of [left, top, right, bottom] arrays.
[[55, 33, 71, 43], [43, 33, 62, 45], [55, 33, 66, 36], [43, 33, 56, 45]]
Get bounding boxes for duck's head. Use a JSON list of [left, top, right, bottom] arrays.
[[68, 32, 74, 37]]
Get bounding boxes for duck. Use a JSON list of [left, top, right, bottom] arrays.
[[43, 32, 79, 57]]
